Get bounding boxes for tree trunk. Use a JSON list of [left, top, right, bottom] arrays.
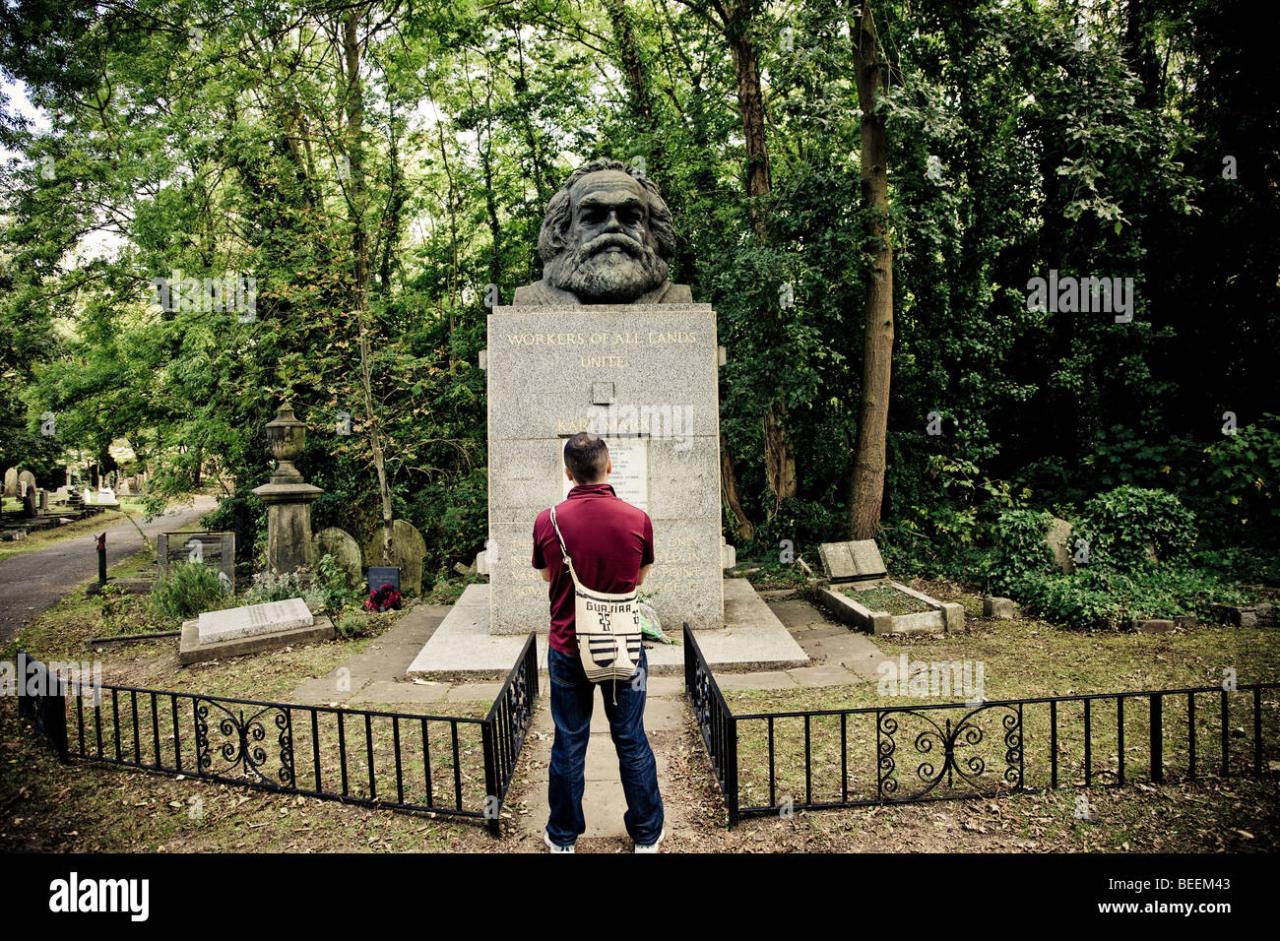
[[342, 10, 394, 562], [721, 442, 753, 541], [848, 1, 894, 540], [723, 3, 795, 513]]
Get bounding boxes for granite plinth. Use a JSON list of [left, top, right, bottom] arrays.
[[486, 304, 724, 633]]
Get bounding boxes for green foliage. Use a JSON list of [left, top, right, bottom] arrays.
[[0, 0, 1271, 607], [149, 563, 226, 622], [1017, 565, 1255, 630], [335, 609, 373, 640], [241, 571, 325, 611], [1077, 486, 1197, 571], [985, 509, 1058, 595], [1201, 415, 1280, 542]]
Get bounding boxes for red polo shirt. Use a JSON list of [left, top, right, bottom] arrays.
[[531, 483, 655, 655]]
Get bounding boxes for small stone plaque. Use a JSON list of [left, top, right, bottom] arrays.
[[367, 566, 401, 593], [561, 436, 648, 508], [818, 540, 887, 582], [197, 597, 313, 645]]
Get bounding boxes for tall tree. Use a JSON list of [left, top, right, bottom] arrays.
[[848, 0, 894, 538]]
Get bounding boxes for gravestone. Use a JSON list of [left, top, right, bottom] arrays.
[[22, 487, 37, 518], [312, 526, 363, 587], [18, 470, 37, 498], [197, 598, 314, 644], [1045, 517, 1074, 573], [157, 531, 236, 591], [38, 489, 48, 511], [179, 597, 335, 665], [367, 565, 401, 593], [362, 520, 425, 595], [818, 540, 888, 582], [2, 467, 17, 498]]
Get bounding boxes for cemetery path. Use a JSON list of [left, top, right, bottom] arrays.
[[0, 495, 217, 645]]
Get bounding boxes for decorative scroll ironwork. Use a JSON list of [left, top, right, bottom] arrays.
[[502, 663, 533, 751], [877, 704, 1022, 802], [194, 699, 295, 787]]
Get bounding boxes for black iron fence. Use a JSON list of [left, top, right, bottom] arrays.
[[683, 626, 1280, 827], [13, 635, 538, 836]]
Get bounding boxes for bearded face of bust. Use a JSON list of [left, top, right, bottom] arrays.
[[539, 168, 674, 304]]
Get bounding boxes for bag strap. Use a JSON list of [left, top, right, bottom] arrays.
[[548, 505, 583, 589]]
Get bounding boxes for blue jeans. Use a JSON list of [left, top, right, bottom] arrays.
[[546, 646, 664, 846]]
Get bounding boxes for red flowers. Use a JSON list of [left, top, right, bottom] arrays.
[[364, 583, 402, 612]]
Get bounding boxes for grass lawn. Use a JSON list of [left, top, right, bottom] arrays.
[[4, 567, 1277, 853], [0, 501, 148, 564], [718, 580, 1280, 843]]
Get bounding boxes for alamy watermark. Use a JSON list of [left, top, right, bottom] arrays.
[[877, 653, 985, 704], [151, 270, 257, 322], [1, 652, 103, 701], [1026, 270, 1134, 323], [585, 403, 694, 451]]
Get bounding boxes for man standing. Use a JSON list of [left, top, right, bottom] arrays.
[[531, 432, 665, 853]]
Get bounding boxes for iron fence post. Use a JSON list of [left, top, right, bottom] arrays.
[[1150, 693, 1164, 784], [726, 712, 739, 829], [482, 718, 500, 837]]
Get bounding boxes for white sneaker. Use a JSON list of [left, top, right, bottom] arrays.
[[633, 829, 666, 854], [544, 829, 575, 854]]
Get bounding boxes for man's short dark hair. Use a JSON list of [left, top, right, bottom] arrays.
[[564, 432, 609, 483]]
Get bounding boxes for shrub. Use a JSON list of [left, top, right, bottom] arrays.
[[314, 553, 360, 614], [150, 563, 226, 621], [1014, 564, 1255, 629], [241, 570, 326, 609], [1076, 486, 1197, 570], [984, 508, 1057, 595], [335, 609, 373, 639]]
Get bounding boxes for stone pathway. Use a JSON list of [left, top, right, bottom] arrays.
[[0, 496, 216, 644], [291, 588, 889, 846], [510, 590, 887, 846]]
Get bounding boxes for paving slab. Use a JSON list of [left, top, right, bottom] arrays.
[[445, 682, 504, 702], [348, 680, 449, 705], [289, 675, 371, 705]]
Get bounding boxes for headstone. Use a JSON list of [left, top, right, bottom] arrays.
[[18, 470, 37, 498], [362, 520, 426, 595], [818, 540, 888, 582], [82, 488, 93, 505], [197, 598, 313, 645], [117, 477, 131, 496], [2, 468, 17, 498], [97, 486, 118, 506], [22, 488, 37, 518], [1045, 517, 1074, 573], [367, 566, 401, 594], [38, 489, 48, 511], [157, 531, 236, 590], [983, 595, 1020, 619], [312, 526, 363, 587]]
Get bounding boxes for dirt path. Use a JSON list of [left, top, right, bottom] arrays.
[[0, 495, 217, 644]]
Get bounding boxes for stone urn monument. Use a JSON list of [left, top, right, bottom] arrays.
[[252, 404, 323, 575]]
